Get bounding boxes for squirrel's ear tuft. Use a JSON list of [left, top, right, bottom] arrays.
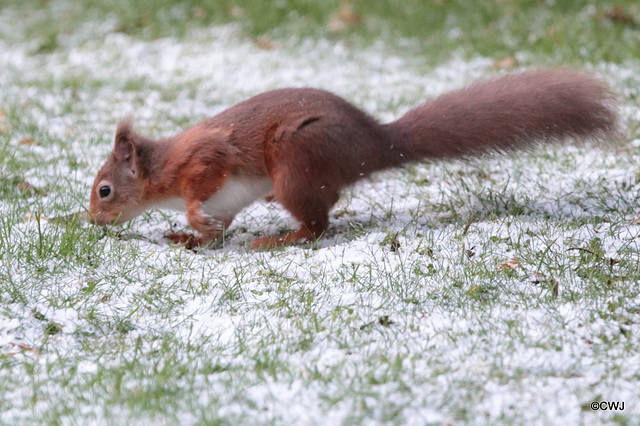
[[115, 116, 134, 141], [114, 116, 135, 161]]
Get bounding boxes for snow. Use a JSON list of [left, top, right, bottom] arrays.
[[1, 12, 640, 426]]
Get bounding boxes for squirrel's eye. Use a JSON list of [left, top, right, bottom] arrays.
[[99, 186, 111, 198]]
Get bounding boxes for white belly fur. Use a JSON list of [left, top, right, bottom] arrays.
[[155, 176, 273, 219], [202, 176, 273, 218]]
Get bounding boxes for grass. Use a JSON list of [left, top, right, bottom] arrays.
[[2, 0, 639, 64], [1, 0, 640, 424]]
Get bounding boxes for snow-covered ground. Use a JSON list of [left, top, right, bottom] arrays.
[[1, 16, 640, 425]]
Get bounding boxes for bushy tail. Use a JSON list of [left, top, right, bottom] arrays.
[[384, 69, 621, 161]]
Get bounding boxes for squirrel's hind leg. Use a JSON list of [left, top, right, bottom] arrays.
[[251, 200, 331, 249], [252, 181, 338, 250], [251, 226, 324, 250]]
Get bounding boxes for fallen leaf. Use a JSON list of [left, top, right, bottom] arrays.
[[23, 212, 37, 222], [550, 278, 559, 298], [493, 57, 515, 69], [254, 36, 278, 50], [228, 4, 244, 18], [390, 232, 401, 252], [17, 181, 47, 196], [327, 0, 362, 34], [8, 342, 40, 356], [602, 5, 636, 26], [530, 271, 547, 284], [359, 315, 394, 330], [499, 255, 520, 270], [17, 181, 32, 192], [192, 6, 206, 18], [378, 315, 394, 327], [462, 210, 477, 235]]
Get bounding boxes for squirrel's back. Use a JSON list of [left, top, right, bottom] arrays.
[[200, 69, 619, 179], [202, 87, 398, 183]]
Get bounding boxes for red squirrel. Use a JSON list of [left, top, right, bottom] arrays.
[[89, 69, 620, 249]]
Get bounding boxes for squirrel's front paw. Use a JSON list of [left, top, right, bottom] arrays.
[[167, 233, 222, 250], [167, 232, 204, 250]]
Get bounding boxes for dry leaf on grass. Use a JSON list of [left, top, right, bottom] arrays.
[[327, 0, 362, 35]]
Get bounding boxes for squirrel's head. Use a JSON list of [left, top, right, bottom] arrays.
[[89, 118, 147, 226]]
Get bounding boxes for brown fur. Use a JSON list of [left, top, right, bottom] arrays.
[[89, 69, 621, 249]]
